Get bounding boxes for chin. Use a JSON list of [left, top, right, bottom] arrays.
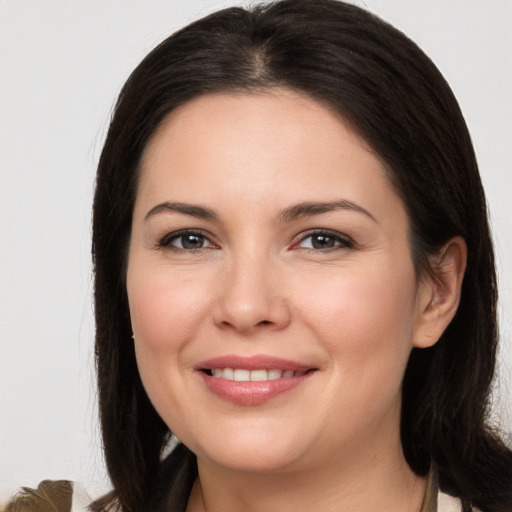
[[179, 420, 309, 473], [200, 444, 304, 474]]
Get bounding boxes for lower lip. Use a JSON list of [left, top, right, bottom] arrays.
[[198, 371, 314, 405]]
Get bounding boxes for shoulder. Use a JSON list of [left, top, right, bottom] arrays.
[[438, 491, 490, 512], [438, 491, 464, 512], [3, 480, 91, 512]]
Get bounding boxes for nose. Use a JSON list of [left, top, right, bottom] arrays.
[[212, 254, 291, 334]]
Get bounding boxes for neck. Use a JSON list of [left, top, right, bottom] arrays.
[[186, 435, 427, 512]]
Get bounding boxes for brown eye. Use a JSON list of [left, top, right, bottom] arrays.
[[176, 234, 207, 249], [310, 234, 336, 249], [159, 230, 215, 250], [297, 231, 353, 250]]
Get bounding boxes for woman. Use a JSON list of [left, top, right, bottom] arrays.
[[6, 0, 512, 511]]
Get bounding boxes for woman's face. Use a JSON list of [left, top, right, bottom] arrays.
[[127, 90, 435, 474]]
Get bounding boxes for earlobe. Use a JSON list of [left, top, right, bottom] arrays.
[[413, 236, 467, 349]]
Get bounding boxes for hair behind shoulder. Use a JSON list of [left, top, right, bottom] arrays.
[[91, 1, 512, 511]]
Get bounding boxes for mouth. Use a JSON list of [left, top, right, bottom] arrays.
[[195, 355, 318, 405], [202, 368, 312, 381]]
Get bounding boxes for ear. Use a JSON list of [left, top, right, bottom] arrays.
[[413, 236, 467, 349]]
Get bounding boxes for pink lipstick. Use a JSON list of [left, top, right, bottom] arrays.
[[195, 355, 317, 405]]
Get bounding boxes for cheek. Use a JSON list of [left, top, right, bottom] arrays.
[[297, 258, 418, 368], [126, 262, 215, 428], [127, 265, 213, 351]]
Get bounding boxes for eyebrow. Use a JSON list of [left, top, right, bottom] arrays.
[[144, 199, 376, 223], [276, 200, 377, 223], [145, 202, 217, 221]]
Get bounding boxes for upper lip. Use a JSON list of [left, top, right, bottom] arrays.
[[195, 354, 315, 371]]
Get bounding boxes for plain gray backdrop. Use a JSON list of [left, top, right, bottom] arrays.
[[1, 0, 511, 498]]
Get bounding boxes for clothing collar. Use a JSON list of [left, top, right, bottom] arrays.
[[420, 465, 439, 512]]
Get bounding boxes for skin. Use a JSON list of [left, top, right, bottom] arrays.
[[126, 89, 466, 512]]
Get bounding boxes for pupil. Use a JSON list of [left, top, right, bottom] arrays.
[[182, 234, 203, 249], [312, 234, 334, 249]]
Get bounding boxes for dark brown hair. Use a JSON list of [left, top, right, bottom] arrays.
[[91, 1, 512, 510]]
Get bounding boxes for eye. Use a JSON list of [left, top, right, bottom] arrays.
[[296, 230, 353, 250], [158, 230, 216, 251]]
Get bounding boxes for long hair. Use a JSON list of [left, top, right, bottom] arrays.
[[91, 1, 512, 510]]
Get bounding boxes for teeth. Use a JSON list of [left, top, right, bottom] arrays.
[[268, 369, 282, 380], [250, 369, 268, 381], [210, 368, 306, 381], [223, 368, 234, 380], [233, 369, 250, 381]]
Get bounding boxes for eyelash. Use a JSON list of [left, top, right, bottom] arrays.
[[156, 229, 354, 252], [295, 229, 354, 251], [156, 229, 217, 251]]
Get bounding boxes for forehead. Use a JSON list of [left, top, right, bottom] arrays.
[[136, 89, 405, 227]]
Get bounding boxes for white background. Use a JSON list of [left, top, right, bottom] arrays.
[[1, 0, 511, 499]]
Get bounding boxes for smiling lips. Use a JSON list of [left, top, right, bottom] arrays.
[[211, 368, 307, 381], [196, 355, 316, 405]]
